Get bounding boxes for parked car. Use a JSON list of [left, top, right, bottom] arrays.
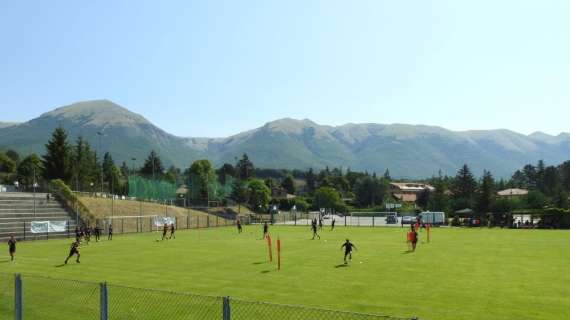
[[401, 216, 416, 225], [386, 213, 398, 224]]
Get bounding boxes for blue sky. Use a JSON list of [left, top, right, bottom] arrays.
[[1, 0, 569, 137]]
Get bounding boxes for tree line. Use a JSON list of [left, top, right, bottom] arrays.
[[0, 127, 568, 215]]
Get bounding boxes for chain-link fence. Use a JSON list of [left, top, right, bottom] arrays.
[[252, 212, 404, 228], [1, 273, 416, 320], [0, 272, 14, 316]]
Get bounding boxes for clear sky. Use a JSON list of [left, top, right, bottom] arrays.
[[1, 1, 569, 137]]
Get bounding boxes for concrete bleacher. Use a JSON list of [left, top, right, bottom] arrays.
[[0, 192, 78, 241]]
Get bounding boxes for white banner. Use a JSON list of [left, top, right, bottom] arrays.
[[153, 216, 176, 227], [30, 221, 68, 234]]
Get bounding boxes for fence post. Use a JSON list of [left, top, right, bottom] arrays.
[[207, 216, 210, 228], [223, 296, 231, 320], [15, 274, 22, 320], [344, 215, 347, 227], [372, 216, 375, 228], [100, 282, 109, 320]]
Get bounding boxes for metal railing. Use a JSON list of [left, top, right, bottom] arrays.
[[1, 273, 416, 320]]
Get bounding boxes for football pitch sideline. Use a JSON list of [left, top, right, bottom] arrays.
[[2, 226, 569, 320]]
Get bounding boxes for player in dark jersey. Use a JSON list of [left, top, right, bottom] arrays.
[[169, 223, 176, 239], [75, 226, 81, 242], [108, 224, 113, 240], [162, 223, 168, 240], [263, 222, 269, 239], [311, 219, 320, 240], [318, 218, 323, 231], [94, 225, 101, 242], [64, 241, 81, 264], [84, 226, 91, 244], [341, 239, 357, 264], [331, 218, 336, 231], [237, 219, 243, 233], [8, 235, 16, 261]]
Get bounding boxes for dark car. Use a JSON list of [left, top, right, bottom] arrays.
[[386, 214, 398, 224]]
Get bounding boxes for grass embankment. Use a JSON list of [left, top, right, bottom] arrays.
[[78, 196, 232, 230]]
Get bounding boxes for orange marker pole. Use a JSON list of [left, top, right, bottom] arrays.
[[267, 235, 273, 262], [277, 238, 281, 270]]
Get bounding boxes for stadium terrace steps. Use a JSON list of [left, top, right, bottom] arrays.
[[0, 192, 78, 241]]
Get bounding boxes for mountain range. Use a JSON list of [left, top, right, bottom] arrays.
[[1, 100, 569, 178]]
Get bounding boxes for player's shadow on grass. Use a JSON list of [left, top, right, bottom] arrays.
[[260, 270, 272, 274], [402, 250, 415, 254], [252, 261, 265, 265], [334, 264, 349, 268], [54, 263, 66, 268]]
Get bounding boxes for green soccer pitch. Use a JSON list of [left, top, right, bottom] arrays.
[[2, 226, 569, 320]]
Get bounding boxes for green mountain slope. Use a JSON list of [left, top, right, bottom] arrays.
[[1, 100, 568, 178]]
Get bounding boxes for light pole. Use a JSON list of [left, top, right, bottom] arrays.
[[97, 131, 104, 195], [32, 165, 37, 217]]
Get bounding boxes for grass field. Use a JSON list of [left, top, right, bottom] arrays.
[[1, 226, 569, 320]]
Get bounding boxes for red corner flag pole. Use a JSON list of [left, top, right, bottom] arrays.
[[277, 238, 281, 271], [267, 235, 273, 262]]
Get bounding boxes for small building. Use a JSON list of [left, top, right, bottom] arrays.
[[390, 182, 435, 203], [497, 188, 529, 197], [271, 187, 296, 200]]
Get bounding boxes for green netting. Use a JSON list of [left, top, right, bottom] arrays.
[[128, 176, 177, 200]]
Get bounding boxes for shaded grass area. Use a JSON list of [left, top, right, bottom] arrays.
[[1, 226, 569, 320]]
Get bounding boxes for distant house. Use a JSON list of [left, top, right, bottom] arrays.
[[271, 187, 296, 200], [497, 188, 529, 197], [390, 182, 435, 203]]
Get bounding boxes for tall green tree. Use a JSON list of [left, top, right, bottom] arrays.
[[217, 163, 235, 185], [510, 170, 526, 188], [314, 186, 342, 209], [42, 127, 72, 182], [428, 177, 449, 212], [450, 164, 477, 210], [140, 150, 164, 179], [354, 176, 388, 207], [542, 166, 561, 196], [230, 179, 248, 213], [17, 154, 43, 188], [305, 168, 317, 193], [560, 161, 570, 191], [236, 154, 254, 180], [71, 136, 100, 191], [281, 175, 296, 194], [5, 150, 20, 164], [246, 178, 270, 212], [188, 159, 216, 204], [102, 152, 115, 184], [0, 153, 16, 174], [383, 169, 392, 181], [475, 170, 495, 214], [522, 164, 537, 189], [536, 160, 546, 192]]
